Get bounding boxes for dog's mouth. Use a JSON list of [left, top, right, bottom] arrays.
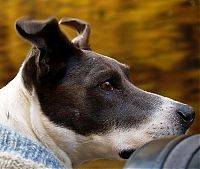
[[119, 149, 135, 159]]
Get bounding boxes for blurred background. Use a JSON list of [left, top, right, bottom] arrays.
[[0, 0, 199, 168]]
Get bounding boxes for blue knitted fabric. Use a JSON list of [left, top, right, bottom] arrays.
[[0, 125, 65, 169]]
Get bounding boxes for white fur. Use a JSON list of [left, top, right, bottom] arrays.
[[0, 68, 36, 139]]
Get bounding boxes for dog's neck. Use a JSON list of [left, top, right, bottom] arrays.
[[0, 68, 112, 168], [0, 68, 36, 138]]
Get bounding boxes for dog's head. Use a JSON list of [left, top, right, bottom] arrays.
[[16, 17, 195, 165]]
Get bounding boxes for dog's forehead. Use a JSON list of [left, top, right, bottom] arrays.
[[82, 50, 129, 72]]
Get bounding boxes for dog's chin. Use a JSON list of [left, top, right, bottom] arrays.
[[147, 130, 186, 142], [117, 132, 185, 160]]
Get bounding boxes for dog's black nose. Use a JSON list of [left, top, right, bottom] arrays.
[[176, 105, 195, 126], [119, 149, 135, 159]]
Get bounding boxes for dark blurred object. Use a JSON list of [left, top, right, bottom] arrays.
[[124, 134, 200, 169]]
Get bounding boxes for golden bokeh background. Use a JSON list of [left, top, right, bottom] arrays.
[[0, 0, 199, 168]]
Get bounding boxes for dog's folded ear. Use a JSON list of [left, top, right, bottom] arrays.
[[59, 18, 91, 50], [16, 17, 81, 86]]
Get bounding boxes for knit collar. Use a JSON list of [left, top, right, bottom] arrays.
[[0, 125, 64, 169]]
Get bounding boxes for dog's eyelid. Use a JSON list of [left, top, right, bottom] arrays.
[[94, 71, 121, 88], [107, 72, 121, 83], [96, 70, 120, 79]]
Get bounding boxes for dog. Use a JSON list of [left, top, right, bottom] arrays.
[[0, 17, 195, 168]]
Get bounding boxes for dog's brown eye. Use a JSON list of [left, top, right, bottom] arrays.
[[100, 81, 114, 91]]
